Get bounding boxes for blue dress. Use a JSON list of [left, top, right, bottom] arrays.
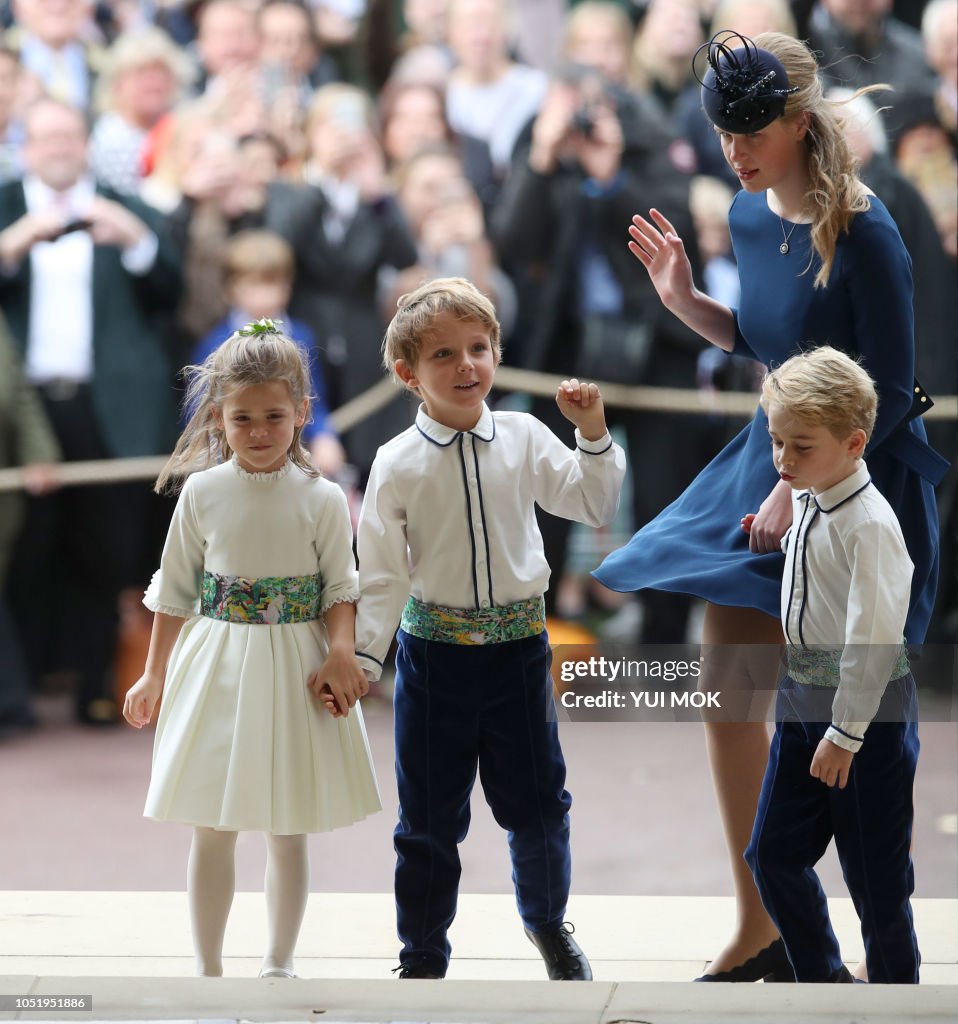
[[594, 189, 949, 645]]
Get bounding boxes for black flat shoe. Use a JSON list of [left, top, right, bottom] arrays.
[[694, 938, 795, 983], [392, 962, 443, 979], [525, 922, 592, 981]]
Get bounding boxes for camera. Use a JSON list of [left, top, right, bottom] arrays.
[[571, 104, 597, 139], [558, 63, 610, 139]]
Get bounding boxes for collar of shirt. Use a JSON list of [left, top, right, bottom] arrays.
[[302, 162, 360, 218], [415, 402, 496, 447], [23, 173, 95, 218], [803, 460, 871, 514]]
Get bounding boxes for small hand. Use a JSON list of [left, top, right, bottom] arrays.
[[748, 481, 792, 554], [122, 673, 163, 728], [810, 738, 854, 789], [555, 378, 608, 442]]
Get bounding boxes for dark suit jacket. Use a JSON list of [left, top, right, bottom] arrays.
[[492, 90, 705, 380], [263, 181, 418, 472], [0, 180, 182, 457]]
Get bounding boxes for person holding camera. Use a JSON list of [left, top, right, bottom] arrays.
[[0, 96, 181, 726], [492, 67, 707, 642]]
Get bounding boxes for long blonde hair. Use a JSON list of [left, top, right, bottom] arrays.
[[156, 326, 317, 494], [755, 32, 886, 288]]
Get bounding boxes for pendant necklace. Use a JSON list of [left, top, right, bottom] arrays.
[[779, 216, 799, 255]]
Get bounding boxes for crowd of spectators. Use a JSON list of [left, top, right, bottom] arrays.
[[0, 0, 954, 733]]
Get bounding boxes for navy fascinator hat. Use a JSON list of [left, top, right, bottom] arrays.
[[695, 31, 798, 133]]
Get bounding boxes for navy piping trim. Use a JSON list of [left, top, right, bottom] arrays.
[[830, 723, 864, 742], [416, 423, 459, 447], [797, 506, 819, 647], [356, 651, 383, 667], [458, 435, 480, 608], [785, 494, 811, 646], [472, 444, 494, 606], [814, 478, 872, 514], [577, 439, 613, 455], [469, 415, 496, 443]]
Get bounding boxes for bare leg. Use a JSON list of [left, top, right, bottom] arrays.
[[261, 833, 310, 977], [188, 826, 238, 977], [700, 602, 784, 976]]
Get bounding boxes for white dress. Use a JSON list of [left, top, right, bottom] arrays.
[[143, 458, 381, 835]]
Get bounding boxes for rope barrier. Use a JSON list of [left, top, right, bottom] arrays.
[[0, 370, 953, 492]]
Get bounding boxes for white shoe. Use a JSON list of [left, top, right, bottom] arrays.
[[258, 966, 297, 978]]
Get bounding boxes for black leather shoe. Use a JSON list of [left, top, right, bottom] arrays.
[[829, 964, 857, 983], [525, 922, 592, 980], [694, 938, 795, 982], [392, 963, 443, 979]]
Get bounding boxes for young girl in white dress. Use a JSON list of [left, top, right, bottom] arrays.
[[123, 321, 381, 978]]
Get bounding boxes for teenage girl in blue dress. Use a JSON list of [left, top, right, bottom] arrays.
[[595, 32, 948, 981]]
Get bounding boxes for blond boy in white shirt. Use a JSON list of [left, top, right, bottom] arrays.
[[350, 277, 625, 980], [745, 346, 920, 984]]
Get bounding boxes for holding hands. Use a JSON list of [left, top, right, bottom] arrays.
[[308, 647, 369, 718], [556, 379, 608, 442]]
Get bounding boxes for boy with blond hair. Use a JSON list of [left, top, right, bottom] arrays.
[[746, 345, 920, 984], [352, 277, 625, 980]]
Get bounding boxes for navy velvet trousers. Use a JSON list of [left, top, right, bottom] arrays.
[[746, 675, 920, 983], [393, 629, 572, 975]]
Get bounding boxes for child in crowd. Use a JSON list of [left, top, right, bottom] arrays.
[[123, 323, 380, 978], [348, 277, 625, 980], [745, 346, 920, 983], [193, 229, 346, 476]]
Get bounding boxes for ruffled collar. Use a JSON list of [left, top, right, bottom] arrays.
[[231, 455, 294, 482]]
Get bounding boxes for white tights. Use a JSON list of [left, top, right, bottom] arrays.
[[188, 827, 309, 977]]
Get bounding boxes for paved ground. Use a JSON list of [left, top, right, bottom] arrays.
[[2, 685, 955, 900]]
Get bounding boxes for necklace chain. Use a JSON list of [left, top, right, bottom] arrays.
[[778, 215, 799, 255]]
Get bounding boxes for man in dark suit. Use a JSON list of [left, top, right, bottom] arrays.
[[0, 96, 181, 724]]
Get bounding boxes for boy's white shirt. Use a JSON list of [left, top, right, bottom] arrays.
[[780, 459, 914, 752], [355, 402, 626, 679]]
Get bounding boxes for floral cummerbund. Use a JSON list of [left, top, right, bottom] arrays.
[[787, 644, 910, 689], [201, 571, 321, 624], [400, 594, 546, 645]]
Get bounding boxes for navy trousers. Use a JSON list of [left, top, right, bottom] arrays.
[[393, 629, 572, 975], [746, 675, 920, 983]]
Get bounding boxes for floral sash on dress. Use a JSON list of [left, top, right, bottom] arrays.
[[201, 572, 321, 624]]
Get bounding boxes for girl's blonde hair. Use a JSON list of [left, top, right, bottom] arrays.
[[754, 32, 886, 289], [156, 326, 316, 493], [383, 277, 501, 381], [760, 345, 877, 441]]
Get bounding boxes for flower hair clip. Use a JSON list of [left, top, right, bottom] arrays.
[[238, 317, 284, 337]]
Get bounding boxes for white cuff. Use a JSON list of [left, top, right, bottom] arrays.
[[575, 429, 614, 455], [824, 722, 866, 753]]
